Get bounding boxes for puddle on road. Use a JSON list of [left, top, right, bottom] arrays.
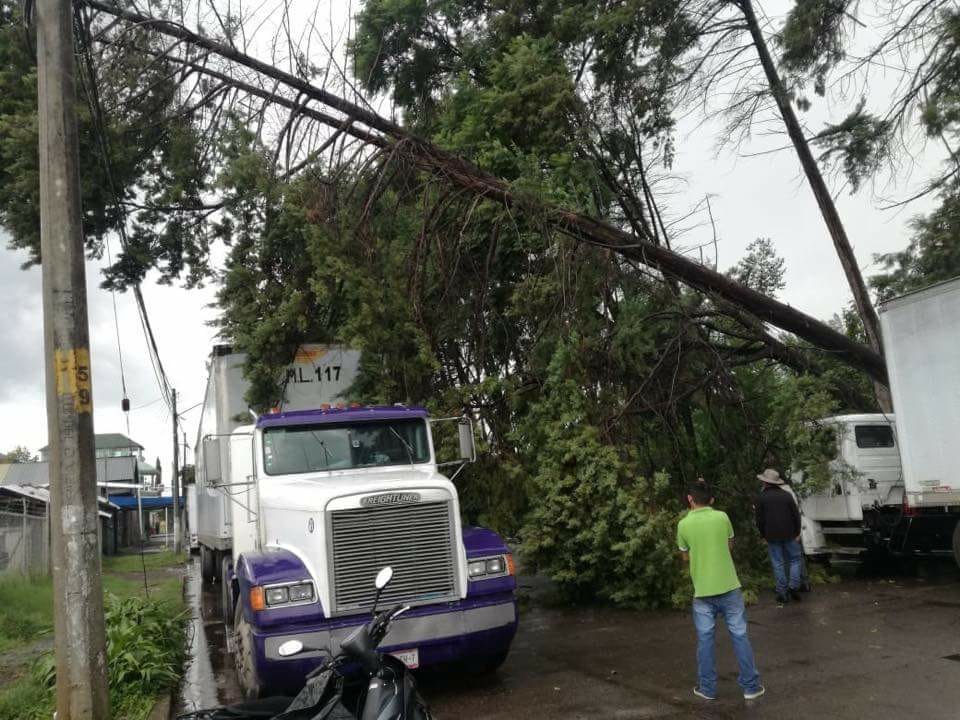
[[176, 558, 243, 716]]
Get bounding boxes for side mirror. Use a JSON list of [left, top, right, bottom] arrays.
[[277, 639, 303, 657], [202, 437, 222, 486], [458, 417, 475, 462], [375, 566, 393, 590]]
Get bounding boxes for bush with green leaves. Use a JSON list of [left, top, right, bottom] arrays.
[[30, 593, 186, 720]]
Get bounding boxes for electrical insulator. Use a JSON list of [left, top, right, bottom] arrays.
[[121, 397, 130, 412]]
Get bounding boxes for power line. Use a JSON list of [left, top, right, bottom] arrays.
[[130, 396, 164, 411], [104, 233, 130, 436], [74, 6, 175, 414]]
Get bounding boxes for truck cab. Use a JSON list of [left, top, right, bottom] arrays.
[[203, 405, 517, 697], [799, 414, 901, 556]]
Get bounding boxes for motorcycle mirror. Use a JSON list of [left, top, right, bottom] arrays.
[[375, 566, 393, 591], [277, 640, 304, 657]]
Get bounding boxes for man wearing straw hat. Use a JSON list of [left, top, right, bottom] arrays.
[[755, 468, 802, 604]]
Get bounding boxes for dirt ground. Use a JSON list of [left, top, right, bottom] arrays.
[[180, 559, 960, 720], [423, 563, 960, 719]]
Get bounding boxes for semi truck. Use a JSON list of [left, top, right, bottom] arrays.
[[799, 277, 960, 565], [194, 345, 518, 697]]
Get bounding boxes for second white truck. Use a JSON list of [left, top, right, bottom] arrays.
[[799, 277, 960, 565]]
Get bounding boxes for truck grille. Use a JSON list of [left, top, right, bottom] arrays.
[[329, 500, 458, 614]]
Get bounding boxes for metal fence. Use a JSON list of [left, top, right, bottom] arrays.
[[0, 495, 49, 575]]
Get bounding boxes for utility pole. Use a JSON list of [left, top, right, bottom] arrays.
[[36, 0, 111, 714], [172, 388, 181, 554]]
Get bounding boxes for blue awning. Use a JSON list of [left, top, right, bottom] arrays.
[[109, 495, 184, 510]]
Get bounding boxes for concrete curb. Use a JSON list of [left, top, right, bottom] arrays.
[[147, 693, 172, 720], [148, 557, 189, 720]]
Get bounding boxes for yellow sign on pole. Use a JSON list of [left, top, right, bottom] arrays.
[[54, 348, 92, 413]]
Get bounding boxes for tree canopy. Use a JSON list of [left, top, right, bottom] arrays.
[[0, 0, 955, 605], [0, 446, 36, 463]]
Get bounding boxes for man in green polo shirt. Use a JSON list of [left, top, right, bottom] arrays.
[[677, 482, 764, 702]]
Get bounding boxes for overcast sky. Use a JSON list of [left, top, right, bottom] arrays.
[[0, 0, 944, 484]]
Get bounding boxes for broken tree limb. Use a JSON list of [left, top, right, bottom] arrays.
[[83, 0, 889, 385]]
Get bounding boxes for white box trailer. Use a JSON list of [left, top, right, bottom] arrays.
[[800, 277, 960, 564], [194, 344, 360, 580], [880, 278, 960, 508]]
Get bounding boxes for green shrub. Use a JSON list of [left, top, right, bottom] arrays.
[[27, 594, 187, 720], [103, 594, 187, 692]]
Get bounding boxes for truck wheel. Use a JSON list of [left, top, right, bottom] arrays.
[[221, 555, 234, 628], [234, 601, 263, 699], [952, 522, 960, 571], [200, 545, 216, 585]]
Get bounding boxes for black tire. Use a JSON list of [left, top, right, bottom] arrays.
[[952, 521, 960, 571], [234, 600, 264, 699], [200, 545, 216, 585], [221, 554, 234, 627], [413, 692, 434, 720]]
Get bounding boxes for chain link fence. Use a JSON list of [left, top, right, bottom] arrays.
[[0, 495, 49, 575]]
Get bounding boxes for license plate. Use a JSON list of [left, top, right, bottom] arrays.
[[390, 648, 419, 669]]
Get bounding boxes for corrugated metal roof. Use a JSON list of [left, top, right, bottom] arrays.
[[3, 462, 50, 487], [39, 433, 144, 453], [3, 456, 139, 487], [1, 484, 49, 503]]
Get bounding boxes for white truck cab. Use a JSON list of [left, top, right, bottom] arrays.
[[799, 414, 901, 555]]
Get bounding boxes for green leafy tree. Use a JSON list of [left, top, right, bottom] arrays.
[[0, 446, 35, 463], [729, 237, 786, 298], [872, 187, 960, 301], [198, 0, 899, 607], [0, 2, 213, 287]]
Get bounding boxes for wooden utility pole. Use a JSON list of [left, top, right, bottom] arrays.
[[36, 0, 111, 715], [172, 388, 181, 553]]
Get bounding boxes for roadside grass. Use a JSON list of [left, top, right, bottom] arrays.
[[0, 574, 54, 652], [0, 551, 187, 720], [103, 550, 183, 573]]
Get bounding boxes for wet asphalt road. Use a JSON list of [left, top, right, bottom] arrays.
[[177, 559, 960, 720]]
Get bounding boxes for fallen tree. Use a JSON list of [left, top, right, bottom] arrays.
[[81, 0, 887, 385]]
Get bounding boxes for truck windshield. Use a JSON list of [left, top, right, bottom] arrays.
[[855, 425, 895, 449], [262, 419, 431, 475]]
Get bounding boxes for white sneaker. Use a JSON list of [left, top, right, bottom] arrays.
[[693, 687, 716, 701], [744, 685, 766, 700]]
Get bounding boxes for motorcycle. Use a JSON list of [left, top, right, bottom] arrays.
[[179, 566, 433, 720]]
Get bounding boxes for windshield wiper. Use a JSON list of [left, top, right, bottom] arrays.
[[388, 426, 415, 467], [308, 431, 334, 468]]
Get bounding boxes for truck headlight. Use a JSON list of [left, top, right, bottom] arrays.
[[288, 583, 314, 602], [468, 554, 513, 581], [265, 587, 289, 606], [485, 557, 504, 574], [259, 581, 316, 607]]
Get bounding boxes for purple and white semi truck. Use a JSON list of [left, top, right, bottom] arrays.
[[195, 345, 517, 697]]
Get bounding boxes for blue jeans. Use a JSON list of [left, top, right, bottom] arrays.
[[692, 588, 761, 697], [767, 539, 802, 595]]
